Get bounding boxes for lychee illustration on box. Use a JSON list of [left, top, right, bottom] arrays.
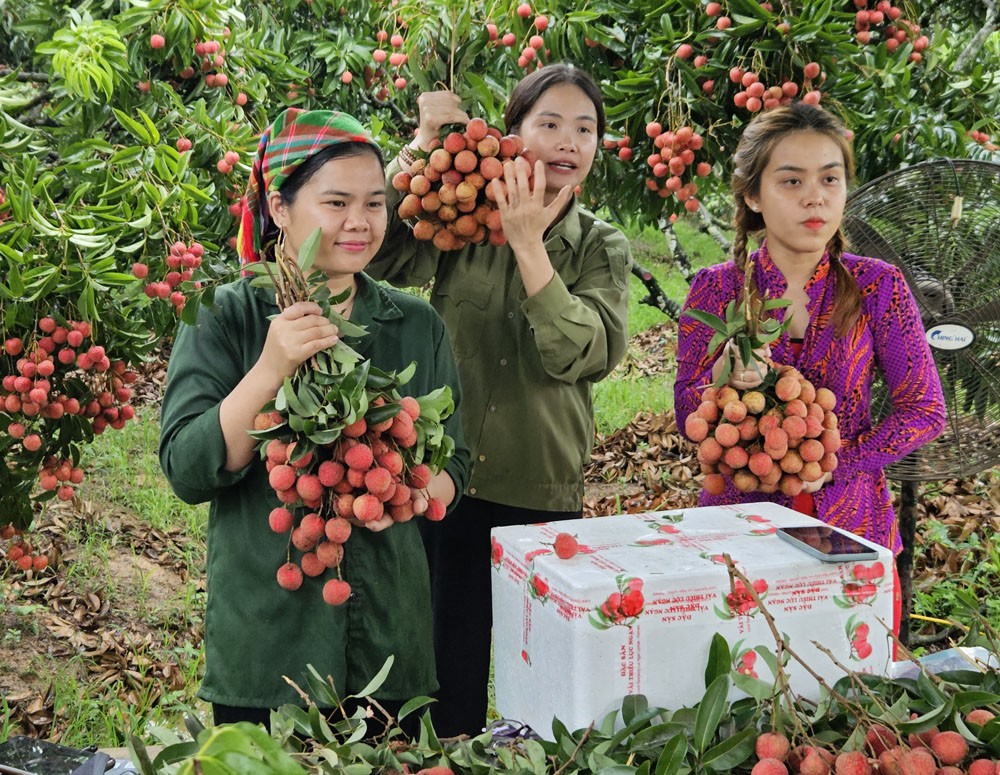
[[491, 502, 894, 736]]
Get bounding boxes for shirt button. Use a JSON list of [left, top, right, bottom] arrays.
[[489, 405, 496, 412], [469, 487, 477, 495], [478, 454, 486, 462], [507, 312, 514, 319], [500, 358, 507, 366]]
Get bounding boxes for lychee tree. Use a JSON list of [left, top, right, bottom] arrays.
[[0, 0, 998, 539]]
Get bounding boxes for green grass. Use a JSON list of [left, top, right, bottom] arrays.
[[592, 218, 726, 434]]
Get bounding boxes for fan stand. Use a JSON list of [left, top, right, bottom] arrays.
[[895, 479, 918, 647]]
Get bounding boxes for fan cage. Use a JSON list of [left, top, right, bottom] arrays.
[[842, 159, 1000, 482]]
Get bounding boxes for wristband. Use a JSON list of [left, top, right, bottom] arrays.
[[398, 145, 417, 169]]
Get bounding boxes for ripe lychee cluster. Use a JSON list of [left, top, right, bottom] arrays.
[[483, 7, 551, 72], [851, 1, 929, 62], [257, 395, 448, 605], [0, 524, 48, 573], [730, 64, 822, 113], [3, 318, 139, 440], [640, 122, 710, 212], [748, 718, 1000, 775], [685, 365, 840, 498], [393, 117, 527, 251], [367, 29, 411, 94], [968, 130, 998, 152], [134, 239, 204, 314]]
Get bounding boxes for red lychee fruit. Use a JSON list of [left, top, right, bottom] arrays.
[[295, 473, 324, 502], [408, 462, 432, 489], [268, 507, 294, 533], [268, 464, 297, 492], [756, 733, 791, 763], [966, 709, 996, 726], [424, 497, 446, 521], [800, 750, 832, 775], [276, 562, 303, 591], [930, 732, 968, 766], [316, 540, 344, 568], [554, 532, 579, 559], [834, 750, 872, 775], [318, 459, 345, 487], [399, 395, 421, 419], [364, 466, 393, 495], [753, 760, 789, 775], [865, 725, 897, 757], [344, 443, 374, 471], [150, 34, 166, 49], [300, 551, 326, 577], [322, 578, 351, 606], [967, 759, 998, 775], [353, 493, 384, 522], [325, 516, 352, 543], [903, 748, 937, 775]]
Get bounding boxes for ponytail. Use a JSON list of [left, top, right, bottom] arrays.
[[828, 229, 863, 337]]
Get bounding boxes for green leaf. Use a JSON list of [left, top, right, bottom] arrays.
[[622, 694, 649, 725], [682, 308, 729, 335], [701, 726, 756, 771], [654, 733, 688, 775], [297, 227, 323, 272], [705, 634, 731, 688], [349, 655, 394, 699], [693, 674, 729, 753], [113, 108, 154, 144]]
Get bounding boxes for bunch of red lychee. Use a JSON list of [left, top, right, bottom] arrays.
[[750, 718, 997, 775], [257, 395, 446, 605], [730, 64, 823, 113], [851, 1, 929, 62], [393, 117, 527, 251], [133, 239, 203, 314], [2, 317, 139, 467], [684, 365, 840, 498], [640, 122, 710, 213], [0, 524, 48, 573]]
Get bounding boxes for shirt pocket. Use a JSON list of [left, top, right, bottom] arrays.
[[434, 273, 494, 359]]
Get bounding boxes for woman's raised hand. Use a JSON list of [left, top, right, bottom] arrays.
[[414, 90, 470, 152], [491, 157, 572, 249]]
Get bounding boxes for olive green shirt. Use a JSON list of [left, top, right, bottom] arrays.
[[159, 274, 469, 707], [368, 164, 631, 511]]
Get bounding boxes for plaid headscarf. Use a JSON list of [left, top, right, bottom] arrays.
[[237, 108, 380, 264]]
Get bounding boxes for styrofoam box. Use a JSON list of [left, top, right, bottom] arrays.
[[491, 502, 894, 736]]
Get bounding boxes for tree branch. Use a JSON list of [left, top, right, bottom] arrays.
[[955, 0, 998, 72], [0, 67, 51, 83]]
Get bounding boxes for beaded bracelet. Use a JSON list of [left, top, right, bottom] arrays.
[[398, 145, 417, 169]]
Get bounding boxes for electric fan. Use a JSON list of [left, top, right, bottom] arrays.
[[841, 158, 1000, 643]]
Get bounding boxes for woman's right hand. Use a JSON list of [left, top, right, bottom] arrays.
[[414, 90, 470, 152], [258, 301, 340, 379], [713, 341, 771, 391]]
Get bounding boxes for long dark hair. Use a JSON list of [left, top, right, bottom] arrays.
[[504, 63, 606, 138], [731, 102, 861, 337], [262, 142, 384, 259]]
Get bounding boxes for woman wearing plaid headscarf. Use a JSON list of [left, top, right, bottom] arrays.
[[159, 108, 469, 730]]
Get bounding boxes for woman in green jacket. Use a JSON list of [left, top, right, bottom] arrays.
[[368, 64, 631, 737], [159, 108, 469, 729]]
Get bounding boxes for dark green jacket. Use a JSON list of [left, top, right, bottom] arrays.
[[159, 273, 469, 707], [368, 163, 631, 511]]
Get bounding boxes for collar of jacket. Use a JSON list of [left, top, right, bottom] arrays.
[[753, 240, 833, 303]]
